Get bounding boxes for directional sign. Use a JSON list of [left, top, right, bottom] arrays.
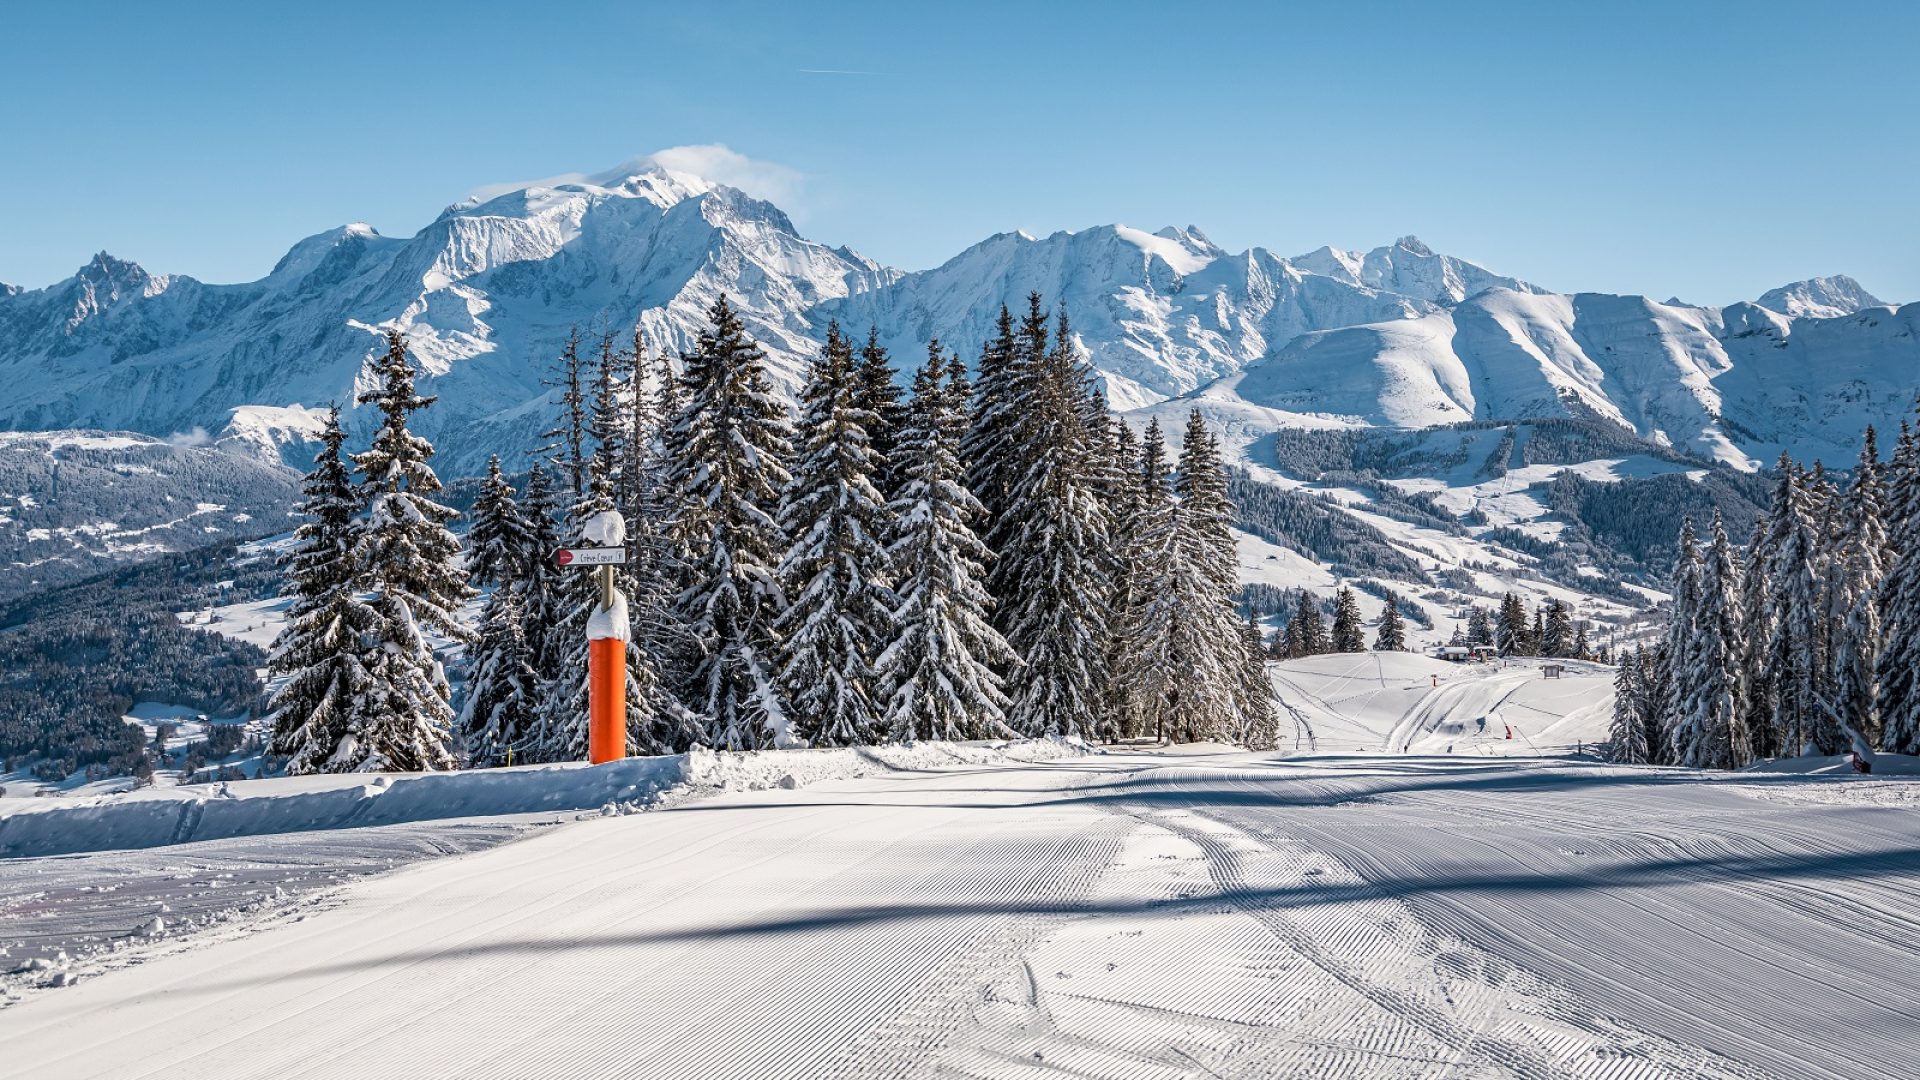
[[554, 546, 626, 567]]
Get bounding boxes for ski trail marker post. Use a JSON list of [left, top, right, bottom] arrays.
[[556, 510, 628, 764]]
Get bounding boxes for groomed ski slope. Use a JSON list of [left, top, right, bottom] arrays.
[[1267, 652, 1615, 756], [7, 741, 1920, 1079]]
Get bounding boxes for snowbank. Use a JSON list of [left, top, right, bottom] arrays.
[[0, 739, 1090, 859]]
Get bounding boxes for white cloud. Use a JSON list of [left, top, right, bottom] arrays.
[[164, 427, 211, 447], [464, 145, 803, 208]]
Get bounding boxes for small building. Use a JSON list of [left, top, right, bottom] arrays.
[[1542, 664, 1565, 679], [1435, 645, 1473, 662]]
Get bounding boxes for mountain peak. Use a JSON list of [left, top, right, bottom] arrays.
[[1755, 275, 1885, 320], [78, 251, 150, 288], [1393, 235, 1433, 257]]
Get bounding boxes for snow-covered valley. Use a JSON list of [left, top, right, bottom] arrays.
[[5, 711, 1918, 1078]]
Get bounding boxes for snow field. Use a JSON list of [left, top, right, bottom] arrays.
[[1267, 652, 1615, 756], [6, 750, 1920, 1076]]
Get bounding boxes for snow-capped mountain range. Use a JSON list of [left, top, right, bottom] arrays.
[[0, 161, 1913, 478]]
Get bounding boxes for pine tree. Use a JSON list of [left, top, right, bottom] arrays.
[[1739, 520, 1779, 757], [775, 323, 895, 746], [543, 327, 589, 497], [1641, 642, 1675, 764], [1765, 458, 1832, 754], [1331, 587, 1365, 653], [1542, 599, 1574, 659], [465, 456, 535, 589], [1829, 428, 1889, 746], [342, 330, 474, 772], [963, 304, 1023, 537], [1176, 411, 1237, 594], [997, 298, 1113, 738], [1374, 593, 1407, 651], [1608, 647, 1650, 764], [457, 455, 540, 765], [268, 407, 383, 774], [1496, 593, 1530, 657], [1104, 419, 1148, 731], [856, 327, 906, 498], [517, 465, 569, 686], [1121, 442, 1232, 743], [1287, 591, 1329, 657], [1877, 416, 1920, 753], [459, 587, 540, 767], [665, 296, 796, 750], [1171, 411, 1275, 745], [1658, 517, 1703, 757], [1672, 513, 1750, 768], [876, 341, 1017, 743], [1466, 606, 1494, 648]]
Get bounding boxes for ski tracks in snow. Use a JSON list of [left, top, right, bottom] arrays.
[[6, 753, 1919, 1078]]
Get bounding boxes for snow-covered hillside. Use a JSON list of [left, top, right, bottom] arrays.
[[1, 159, 1912, 477], [0, 430, 299, 601], [0, 164, 893, 473], [1176, 288, 1919, 469]]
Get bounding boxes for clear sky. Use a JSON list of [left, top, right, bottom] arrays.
[[2, 0, 1914, 305]]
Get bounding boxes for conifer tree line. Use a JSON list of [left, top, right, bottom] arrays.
[[1611, 408, 1920, 769], [1450, 592, 1596, 661], [269, 294, 1280, 772]]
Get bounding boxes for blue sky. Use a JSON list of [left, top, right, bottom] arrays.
[[2, 0, 1914, 304]]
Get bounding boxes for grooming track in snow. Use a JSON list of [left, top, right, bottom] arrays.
[[3, 747, 1918, 1078]]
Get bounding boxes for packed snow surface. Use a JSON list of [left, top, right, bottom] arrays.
[[6, 732, 1920, 1077]]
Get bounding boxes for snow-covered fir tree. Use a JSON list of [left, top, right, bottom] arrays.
[[995, 301, 1114, 738], [1496, 593, 1530, 656], [457, 455, 541, 765], [543, 326, 589, 497], [267, 407, 382, 774], [1828, 428, 1889, 746], [1285, 591, 1329, 658], [1173, 410, 1278, 746], [516, 464, 570, 688], [1877, 418, 1920, 754], [465, 456, 535, 589], [962, 304, 1023, 536], [1121, 428, 1234, 743], [459, 587, 540, 767], [856, 327, 906, 499], [1641, 642, 1675, 765], [1608, 647, 1650, 764], [1658, 515, 1702, 745], [1764, 458, 1834, 754], [1331, 587, 1365, 653], [774, 323, 896, 746], [665, 296, 796, 749], [1542, 598, 1574, 659], [1738, 519, 1778, 757], [340, 330, 474, 772], [1672, 513, 1750, 768], [875, 342, 1017, 743], [1374, 594, 1407, 651], [1466, 606, 1494, 648]]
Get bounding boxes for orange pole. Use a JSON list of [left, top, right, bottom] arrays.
[[588, 636, 625, 763]]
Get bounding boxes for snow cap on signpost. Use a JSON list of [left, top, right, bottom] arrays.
[[582, 509, 626, 549]]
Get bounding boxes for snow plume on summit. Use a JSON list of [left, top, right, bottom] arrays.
[[460, 145, 804, 209]]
